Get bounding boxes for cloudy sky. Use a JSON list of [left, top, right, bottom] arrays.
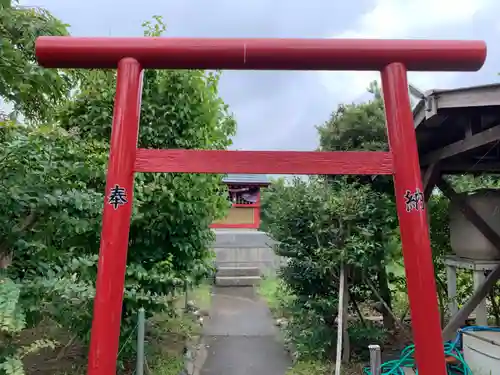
[[23, 0, 500, 151]]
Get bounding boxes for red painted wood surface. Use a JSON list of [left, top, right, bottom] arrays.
[[134, 149, 394, 175], [36, 37, 486, 71], [381, 63, 447, 375], [87, 59, 144, 375], [255, 191, 261, 229], [210, 192, 262, 229]]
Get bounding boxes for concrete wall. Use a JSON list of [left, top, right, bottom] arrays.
[[213, 229, 286, 274]]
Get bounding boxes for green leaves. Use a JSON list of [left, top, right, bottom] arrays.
[[263, 177, 391, 271], [0, 122, 103, 272], [0, 277, 25, 333], [0, 357, 24, 375], [0, 2, 74, 122], [0, 276, 58, 375], [317, 89, 387, 153], [0, 11, 236, 369]]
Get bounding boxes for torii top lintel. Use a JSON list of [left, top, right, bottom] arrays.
[[36, 37, 486, 72]]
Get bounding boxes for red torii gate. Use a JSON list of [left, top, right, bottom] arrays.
[[36, 37, 486, 375]]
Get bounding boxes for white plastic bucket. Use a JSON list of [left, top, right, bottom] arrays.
[[462, 330, 500, 375]]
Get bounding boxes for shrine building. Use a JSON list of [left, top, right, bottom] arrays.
[[210, 174, 270, 230]]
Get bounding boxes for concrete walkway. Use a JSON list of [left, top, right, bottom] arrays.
[[200, 287, 292, 375]]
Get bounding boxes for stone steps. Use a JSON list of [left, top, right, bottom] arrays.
[[215, 275, 261, 287], [217, 266, 261, 277], [215, 267, 261, 287]]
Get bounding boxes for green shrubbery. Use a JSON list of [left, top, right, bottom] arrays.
[[261, 176, 393, 361], [0, 9, 234, 374]]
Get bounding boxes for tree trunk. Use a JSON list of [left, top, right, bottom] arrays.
[[377, 264, 394, 329], [0, 210, 37, 269], [0, 252, 12, 269], [341, 284, 350, 363], [349, 290, 367, 328]]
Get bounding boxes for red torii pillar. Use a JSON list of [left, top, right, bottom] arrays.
[[36, 37, 486, 375]]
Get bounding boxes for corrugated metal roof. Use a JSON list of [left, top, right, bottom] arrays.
[[222, 174, 270, 185]]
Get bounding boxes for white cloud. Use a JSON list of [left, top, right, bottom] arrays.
[[356, 0, 485, 38], [320, 0, 492, 102]]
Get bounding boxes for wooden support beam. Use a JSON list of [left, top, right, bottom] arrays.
[[464, 117, 473, 138], [422, 163, 440, 201], [438, 161, 500, 173], [436, 178, 500, 255], [421, 123, 500, 166], [473, 270, 488, 326], [134, 149, 394, 175], [442, 264, 500, 340]]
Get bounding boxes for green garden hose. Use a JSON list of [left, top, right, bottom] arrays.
[[362, 342, 472, 374], [361, 325, 500, 375]]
